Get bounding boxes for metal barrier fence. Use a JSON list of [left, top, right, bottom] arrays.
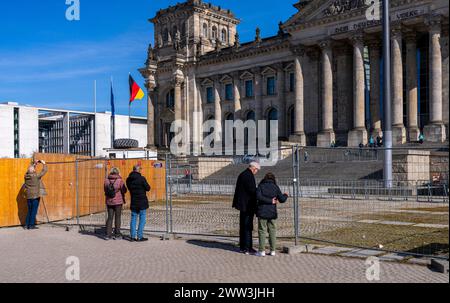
[[20, 146, 448, 261]]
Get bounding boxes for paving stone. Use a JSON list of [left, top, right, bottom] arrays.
[[0, 226, 448, 283], [340, 249, 384, 258]]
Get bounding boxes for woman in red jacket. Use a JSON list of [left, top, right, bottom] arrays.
[[104, 167, 127, 240]]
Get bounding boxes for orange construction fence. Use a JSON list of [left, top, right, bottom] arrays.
[[0, 153, 166, 228]]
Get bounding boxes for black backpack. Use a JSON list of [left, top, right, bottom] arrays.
[[105, 180, 117, 198]]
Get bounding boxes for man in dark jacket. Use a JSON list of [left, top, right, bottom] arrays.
[[126, 165, 151, 242], [232, 162, 261, 254]]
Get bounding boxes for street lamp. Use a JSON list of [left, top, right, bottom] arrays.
[[382, 0, 393, 188]]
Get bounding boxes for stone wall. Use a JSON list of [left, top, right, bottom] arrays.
[[392, 150, 430, 183]]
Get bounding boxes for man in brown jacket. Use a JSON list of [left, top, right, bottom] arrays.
[[24, 160, 48, 229]]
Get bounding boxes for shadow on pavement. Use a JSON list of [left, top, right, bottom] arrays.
[[186, 239, 240, 253]]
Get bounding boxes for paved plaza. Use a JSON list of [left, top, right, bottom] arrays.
[[0, 225, 447, 283]]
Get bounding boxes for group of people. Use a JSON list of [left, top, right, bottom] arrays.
[[25, 159, 287, 256], [23, 161, 151, 242], [103, 165, 151, 241], [233, 162, 288, 257]]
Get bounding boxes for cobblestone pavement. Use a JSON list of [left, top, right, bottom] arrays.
[[0, 226, 447, 283]]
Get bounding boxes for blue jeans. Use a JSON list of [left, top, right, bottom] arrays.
[[26, 198, 40, 228], [130, 209, 147, 240]]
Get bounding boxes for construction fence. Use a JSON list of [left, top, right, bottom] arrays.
[[0, 146, 448, 260]]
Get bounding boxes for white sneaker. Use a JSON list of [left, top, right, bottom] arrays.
[[256, 251, 266, 257], [269, 251, 276, 256]]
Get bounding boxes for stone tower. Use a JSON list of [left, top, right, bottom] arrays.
[[150, 0, 240, 60]]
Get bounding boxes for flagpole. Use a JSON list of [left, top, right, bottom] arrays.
[[129, 102, 131, 139], [129, 72, 131, 139], [94, 80, 97, 114], [111, 76, 115, 148]]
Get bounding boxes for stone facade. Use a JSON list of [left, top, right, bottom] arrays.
[[139, 0, 449, 149]]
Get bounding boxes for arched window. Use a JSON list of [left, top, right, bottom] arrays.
[[221, 29, 227, 42], [212, 26, 218, 40], [203, 23, 208, 38], [166, 89, 175, 109], [163, 28, 169, 42]]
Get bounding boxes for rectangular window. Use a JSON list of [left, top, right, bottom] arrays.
[[245, 80, 253, 98], [225, 83, 233, 101], [289, 73, 295, 92], [267, 76, 276, 95], [206, 87, 214, 103]]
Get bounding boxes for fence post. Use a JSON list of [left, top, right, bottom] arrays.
[[291, 145, 299, 246], [75, 159, 79, 226], [165, 153, 169, 235]]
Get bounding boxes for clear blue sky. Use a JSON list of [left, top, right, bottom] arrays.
[[0, 0, 297, 117]]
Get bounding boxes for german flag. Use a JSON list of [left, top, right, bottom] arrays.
[[129, 74, 145, 104]]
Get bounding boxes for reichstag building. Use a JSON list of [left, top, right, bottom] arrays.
[[139, 0, 449, 148]]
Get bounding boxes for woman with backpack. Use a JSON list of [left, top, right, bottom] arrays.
[[255, 173, 288, 257], [104, 167, 127, 240]]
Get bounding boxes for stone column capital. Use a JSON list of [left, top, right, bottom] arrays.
[[391, 23, 403, 40], [173, 75, 184, 87], [425, 14, 442, 33], [318, 39, 332, 50], [350, 32, 365, 46], [291, 45, 306, 56]]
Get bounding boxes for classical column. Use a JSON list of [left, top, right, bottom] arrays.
[[317, 40, 335, 147], [424, 15, 446, 142], [391, 25, 406, 144], [145, 85, 156, 148], [405, 31, 420, 142], [289, 52, 306, 145], [368, 39, 382, 138], [174, 77, 183, 122], [348, 33, 368, 147], [252, 67, 263, 121], [213, 77, 222, 143], [232, 72, 242, 120], [276, 63, 287, 140]]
